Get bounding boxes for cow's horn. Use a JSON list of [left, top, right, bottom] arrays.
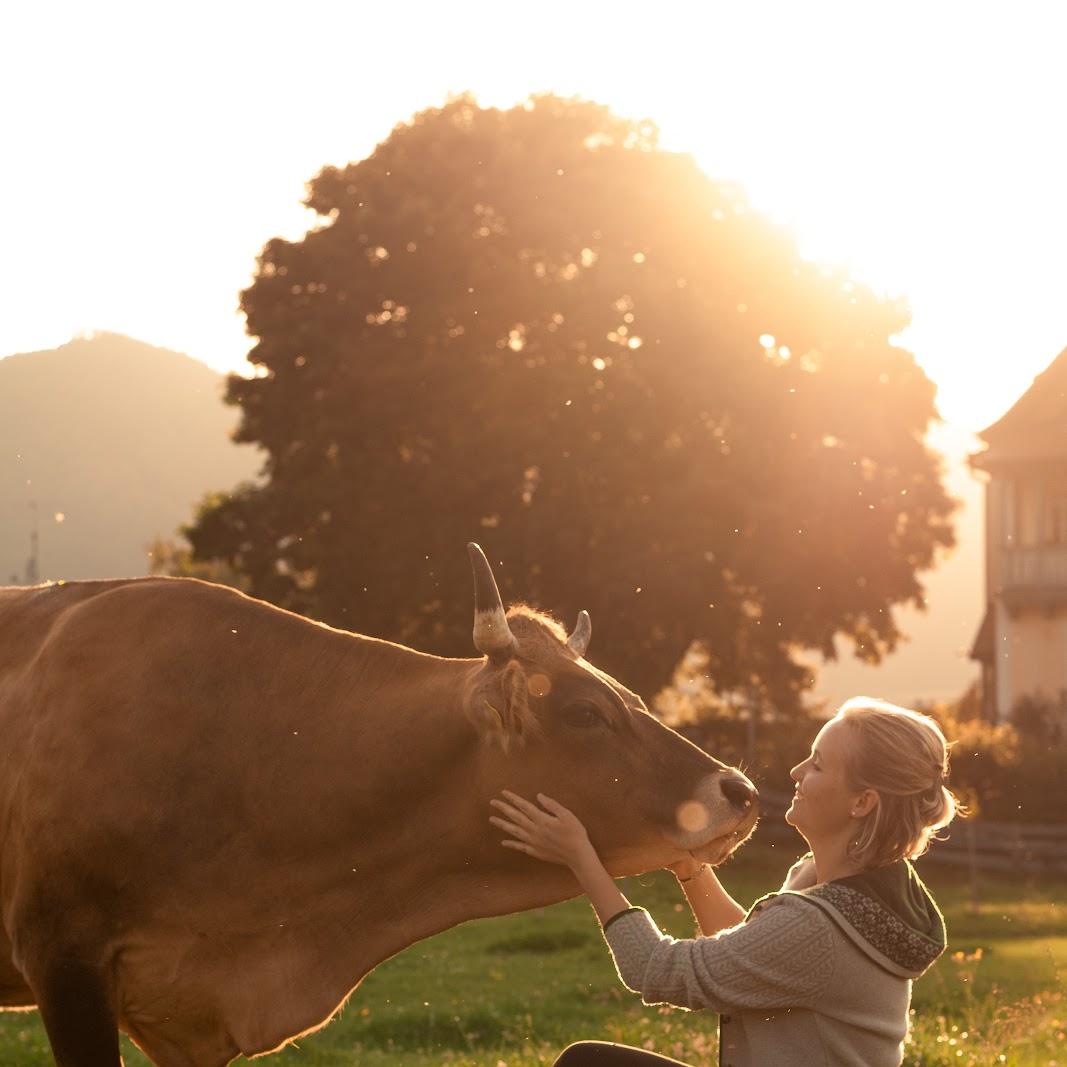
[[567, 610, 592, 658], [467, 543, 517, 659]]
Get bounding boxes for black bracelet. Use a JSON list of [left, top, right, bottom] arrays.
[[678, 863, 712, 884]]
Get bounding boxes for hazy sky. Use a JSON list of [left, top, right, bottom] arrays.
[[4, 0, 1065, 431]]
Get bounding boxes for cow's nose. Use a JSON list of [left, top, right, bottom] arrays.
[[720, 773, 758, 812]]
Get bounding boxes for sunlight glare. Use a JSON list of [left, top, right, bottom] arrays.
[[2, 1, 1064, 433]]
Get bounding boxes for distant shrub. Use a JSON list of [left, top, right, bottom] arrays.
[[146, 536, 249, 591], [660, 665, 1067, 822], [655, 642, 834, 791], [1010, 689, 1067, 745], [925, 692, 1067, 822], [670, 715, 811, 792]]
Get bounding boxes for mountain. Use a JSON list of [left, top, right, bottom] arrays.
[[0, 332, 260, 582]]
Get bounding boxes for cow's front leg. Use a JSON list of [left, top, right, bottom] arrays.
[[33, 958, 123, 1067]]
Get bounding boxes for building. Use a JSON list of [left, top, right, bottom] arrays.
[[970, 348, 1067, 722]]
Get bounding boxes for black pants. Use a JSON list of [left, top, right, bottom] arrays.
[[553, 1041, 694, 1066]]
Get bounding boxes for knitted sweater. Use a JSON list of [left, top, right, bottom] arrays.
[[602, 856, 946, 1067]]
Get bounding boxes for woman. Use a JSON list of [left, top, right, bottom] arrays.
[[489, 697, 960, 1067]]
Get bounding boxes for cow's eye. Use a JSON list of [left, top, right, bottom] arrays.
[[561, 702, 602, 729]]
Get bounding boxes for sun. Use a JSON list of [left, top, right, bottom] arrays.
[[624, 18, 1066, 436]]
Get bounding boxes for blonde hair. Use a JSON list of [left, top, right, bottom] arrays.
[[835, 697, 961, 869]]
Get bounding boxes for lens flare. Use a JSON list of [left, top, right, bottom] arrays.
[[676, 800, 710, 833], [528, 673, 551, 698]]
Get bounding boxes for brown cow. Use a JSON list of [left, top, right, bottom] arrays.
[[0, 544, 757, 1066]]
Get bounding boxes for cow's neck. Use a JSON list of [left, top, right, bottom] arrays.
[[313, 637, 588, 957], [339, 635, 580, 899], [212, 636, 605, 1056]]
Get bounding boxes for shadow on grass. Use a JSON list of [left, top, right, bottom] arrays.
[[487, 929, 595, 954], [352, 1006, 519, 1051]]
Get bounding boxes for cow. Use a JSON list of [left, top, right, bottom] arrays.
[[0, 543, 758, 1067]]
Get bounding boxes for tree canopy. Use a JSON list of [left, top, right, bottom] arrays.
[[186, 94, 956, 711]]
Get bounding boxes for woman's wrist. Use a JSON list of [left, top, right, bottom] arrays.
[[669, 856, 703, 881], [677, 863, 712, 884], [569, 842, 606, 882]]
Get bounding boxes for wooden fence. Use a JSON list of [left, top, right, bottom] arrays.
[[755, 790, 1067, 877], [924, 818, 1067, 877]]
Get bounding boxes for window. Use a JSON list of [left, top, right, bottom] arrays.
[[1046, 493, 1067, 545]]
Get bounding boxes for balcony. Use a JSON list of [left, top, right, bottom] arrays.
[[1000, 546, 1067, 607]]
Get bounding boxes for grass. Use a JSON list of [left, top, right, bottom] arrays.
[[1, 838, 1064, 1065]]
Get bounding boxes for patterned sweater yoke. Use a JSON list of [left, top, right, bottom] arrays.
[[769, 876, 945, 978], [602, 858, 947, 1067]]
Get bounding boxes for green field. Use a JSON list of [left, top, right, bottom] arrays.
[[1, 840, 1063, 1066]]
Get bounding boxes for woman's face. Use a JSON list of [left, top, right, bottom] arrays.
[[786, 718, 867, 841]]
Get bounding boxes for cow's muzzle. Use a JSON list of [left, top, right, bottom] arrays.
[[670, 770, 760, 862]]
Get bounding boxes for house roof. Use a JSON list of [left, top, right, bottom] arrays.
[[969, 606, 994, 663], [972, 347, 1067, 466]]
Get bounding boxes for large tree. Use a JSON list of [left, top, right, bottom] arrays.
[[187, 94, 955, 710]]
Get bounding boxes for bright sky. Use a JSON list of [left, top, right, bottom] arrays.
[[3, 0, 1065, 433]]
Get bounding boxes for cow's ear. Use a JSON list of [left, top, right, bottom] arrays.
[[470, 660, 532, 752]]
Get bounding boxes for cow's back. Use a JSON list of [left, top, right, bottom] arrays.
[[0, 578, 145, 798], [0, 578, 327, 955], [0, 576, 465, 1060], [0, 577, 366, 873], [0, 578, 166, 878], [0, 579, 135, 676]]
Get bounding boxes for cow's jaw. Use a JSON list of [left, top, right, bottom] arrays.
[[663, 772, 760, 862], [684, 810, 760, 866]]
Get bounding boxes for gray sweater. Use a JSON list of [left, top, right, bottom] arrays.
[[603, 857, 946, 1067]]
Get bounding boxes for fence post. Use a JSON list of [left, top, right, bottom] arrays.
[[966, 820, 979, 909]]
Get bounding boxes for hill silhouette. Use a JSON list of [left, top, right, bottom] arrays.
[[0, 333, 259, 582]]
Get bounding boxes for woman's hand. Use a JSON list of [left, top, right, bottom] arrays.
[[490, 790, 597, 872], [491, 791, 635, 929]]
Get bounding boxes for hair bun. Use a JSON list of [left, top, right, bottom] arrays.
[[835, 698, 959, 866]]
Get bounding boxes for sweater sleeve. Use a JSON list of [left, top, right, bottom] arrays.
[[603, 896, 836, 1013]]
